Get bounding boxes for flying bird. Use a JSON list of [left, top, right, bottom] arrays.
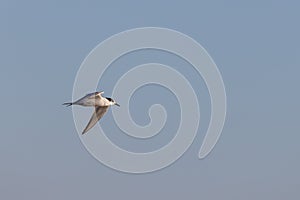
[[63, 91, 120, 134]]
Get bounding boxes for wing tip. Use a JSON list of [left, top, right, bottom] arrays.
[[81, 131, 87, 135]]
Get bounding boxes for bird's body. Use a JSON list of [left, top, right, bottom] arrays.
[[63, 91, 119, 134]]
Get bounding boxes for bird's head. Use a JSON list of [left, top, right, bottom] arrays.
[[106, 97, 120, 107]]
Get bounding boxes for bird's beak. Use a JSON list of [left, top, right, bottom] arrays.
[[115, 103, 120, 107]]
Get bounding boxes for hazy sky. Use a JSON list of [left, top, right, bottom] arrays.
[[1, 1, 299, 199]]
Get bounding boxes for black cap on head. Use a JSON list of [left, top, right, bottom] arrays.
[[105, 97, 114, 102]]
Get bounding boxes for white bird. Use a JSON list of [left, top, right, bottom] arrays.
[[63, 91, 120, 134]]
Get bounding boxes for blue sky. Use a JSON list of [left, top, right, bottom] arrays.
[[1, 1, 299, 199]]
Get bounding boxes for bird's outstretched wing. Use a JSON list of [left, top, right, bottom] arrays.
[[87, 91, 104, 99], [82, 106, 109, 134]]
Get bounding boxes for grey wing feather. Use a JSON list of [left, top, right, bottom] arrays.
[[88, 91, 104, 99], [82, 106, 109, 134]]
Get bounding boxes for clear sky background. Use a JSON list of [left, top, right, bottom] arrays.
[[1, 0, 299, 199]]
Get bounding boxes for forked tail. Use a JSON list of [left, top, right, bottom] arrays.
[[62, 102, 73, 107]]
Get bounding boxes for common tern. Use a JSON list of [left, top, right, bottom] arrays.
[[63, 91, 120, 134]]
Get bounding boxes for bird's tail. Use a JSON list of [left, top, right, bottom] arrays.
[[62, 102, 73, 107]]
